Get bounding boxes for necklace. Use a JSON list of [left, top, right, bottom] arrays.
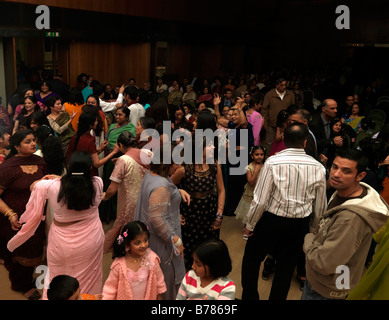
[[127, 254, 145, 263], [346, 185, 361, 198]]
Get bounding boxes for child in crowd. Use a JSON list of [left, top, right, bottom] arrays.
[[47, 275, 102, 300], [176, 239, 235, 300], [235, 146, 266, 224], [102, 221, 166, 300]]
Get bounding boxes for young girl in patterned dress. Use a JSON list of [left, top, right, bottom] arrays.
[[102, 221, 167, 300], [235, 146, 266, 224]]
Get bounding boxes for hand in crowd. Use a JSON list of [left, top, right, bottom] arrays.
[[119, 84, 125, 94], [70, 111, 77, 120], [319, 153, 328, 166], [112, 143, 120, 154], [9, 214, 21, 231], [179, 189, 191, 206], [99, 140, 109, 152], [333, 136, 343, 147], [213, 94, 221, 106]]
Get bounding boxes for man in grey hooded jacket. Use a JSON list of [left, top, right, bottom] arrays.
[[302, 148, 389, 300]]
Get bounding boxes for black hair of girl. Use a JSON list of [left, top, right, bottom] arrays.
[[250, 145, 266, 161], [31, 110, 52, 129], [194, 238, 232, 279], [73, 111, 97, 151], [139, 117, 156, 130], [196, 111, 217, 131], [35, 125, 65, 175], [21, 96, 40, 115], [276, 109, 290, 128], [57, 151, 95, 211], [112, 221, 150, 259], [117, 131, 138, 149], [82, 105, 103, 136], [47, 275, 79, 300]]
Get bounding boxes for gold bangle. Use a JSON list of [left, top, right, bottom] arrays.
[[4, 209, 13, 217], [8, 212, 18, 221]]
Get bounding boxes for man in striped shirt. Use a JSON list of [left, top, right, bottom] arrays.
[[241, 122, 327, 300]]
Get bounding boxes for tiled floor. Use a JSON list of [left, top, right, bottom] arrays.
[[0, 216, 303, 300]]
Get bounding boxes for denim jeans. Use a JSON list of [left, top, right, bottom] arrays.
[[301, 280, 333, 300]]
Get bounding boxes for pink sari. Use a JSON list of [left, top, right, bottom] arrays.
[[246, 110, 263, 146], [8, 177, 105, 299]]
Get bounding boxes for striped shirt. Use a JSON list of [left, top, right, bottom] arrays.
[[176, 270, 235, 300], [246, 148, 327, 231]]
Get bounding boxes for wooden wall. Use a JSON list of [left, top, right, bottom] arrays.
[[68, 41, 151, 88]]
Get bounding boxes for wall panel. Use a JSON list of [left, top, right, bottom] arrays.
[[68, 41, 150, 88]]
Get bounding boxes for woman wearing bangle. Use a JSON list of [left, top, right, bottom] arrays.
[[0, 129, 47, 300], [171, 136, 225, 270], [134, 142, 190, 300]]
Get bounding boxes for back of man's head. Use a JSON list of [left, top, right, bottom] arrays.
[[283, 122, 309, 148], [124, 86, 139, 101], [93, 84, 105, 97]]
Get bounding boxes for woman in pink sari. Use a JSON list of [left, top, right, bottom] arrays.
[[245, 96, 263, 146], [7, 151, 105, 299], [102, 131, 151, 254]]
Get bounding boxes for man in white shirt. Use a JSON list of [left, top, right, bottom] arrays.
[[241, 122, 327, 300], [124, 86, 145, 126], [93, 83, 125, 113]]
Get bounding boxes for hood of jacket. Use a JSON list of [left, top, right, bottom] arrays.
[[324, 182, 389, 233]]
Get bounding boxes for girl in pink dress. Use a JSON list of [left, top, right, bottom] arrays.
[[7, 151, 105, 299], [102, 221, 167, 300]]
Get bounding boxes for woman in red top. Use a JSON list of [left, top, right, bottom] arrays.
[[66, 112, 119, 176]]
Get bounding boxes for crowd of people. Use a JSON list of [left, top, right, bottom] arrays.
[[1, 68, 389, 301]]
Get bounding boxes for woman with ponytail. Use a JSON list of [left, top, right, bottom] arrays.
[[7, 151, 105, 299]]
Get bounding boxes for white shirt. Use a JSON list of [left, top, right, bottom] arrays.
[[275, 89, 286, 101], [128, 103, 145, 126], [99, 93, 123, 113], [246, 148, 327, 232]]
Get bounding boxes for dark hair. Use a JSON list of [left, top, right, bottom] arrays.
[[85, 94, 100, 107], [117, 131, 138, 149], [31, 111, 51, 129], [250, 145, 266, 159], [194, 239, 232, 279], [276, 109, 290, 128], [68, 87, 84, 105], [82, 105, 103, 136], [21, 96, 40, 115], [39, 80, 52, 92], [115, 106, 130, 120], [35, 125, 65, 175], [149, 142, 178, 178], [57, 151, 95, 211], [283, 122, 309, 148], [45, 95, 62, 109], [112, 221, 150, 259], [196, 112, 217, 131], [11, 129, 34, 148], [124, 86, 139, 101], [73, 112, 96, 151], [334, 148, 369, 174], [93, 84, 105, 97], [139, 117, 156, 130], [145, 99, 169, 125], [47, 275, 79, 300]]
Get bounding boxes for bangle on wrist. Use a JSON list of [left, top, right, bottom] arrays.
[[174, 237, 182, 247], [4, 209, 13, 217], [8, 212, 18, 221], [216, 213, 223, 219]]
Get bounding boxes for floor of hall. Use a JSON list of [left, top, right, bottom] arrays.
[[0, 215, 302, 300]]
